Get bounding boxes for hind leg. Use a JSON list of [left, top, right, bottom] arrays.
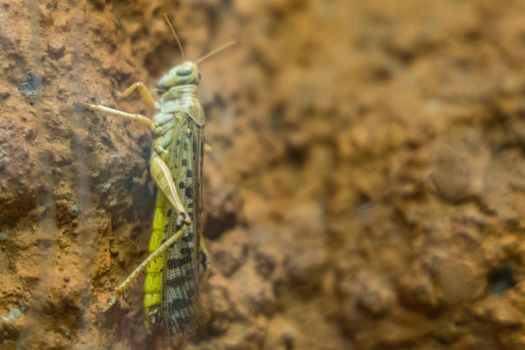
[[199, 238, 210, 281], [104, 226, 188, 310]]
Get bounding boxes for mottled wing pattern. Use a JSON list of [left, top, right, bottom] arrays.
[[162, 111, 203, 336]]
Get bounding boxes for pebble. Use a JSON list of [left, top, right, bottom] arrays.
[[430, 148, 473, 203], [434, 257, 485, 305], [354, 270, 395, 317], [47, 37, 65, 59]]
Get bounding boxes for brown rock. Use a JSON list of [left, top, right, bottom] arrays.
[[3, 0, 525, 349], [473, 297, 523, 328]]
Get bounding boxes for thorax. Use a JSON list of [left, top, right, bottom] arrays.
[[155, 84, 205, 126]]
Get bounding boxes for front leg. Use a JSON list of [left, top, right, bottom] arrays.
[[116, 82, 156, 109]]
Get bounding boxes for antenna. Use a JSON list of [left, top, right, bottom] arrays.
[[163, 12, 186, 61], [196, 41, 237, 64]]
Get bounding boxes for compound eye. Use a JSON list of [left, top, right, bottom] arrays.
[[177, 66, 192, 76]]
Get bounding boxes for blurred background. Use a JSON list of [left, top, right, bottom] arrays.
[[2, 0, 525, 349]]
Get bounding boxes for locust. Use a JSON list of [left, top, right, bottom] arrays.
[[85, 14, 234, 337]]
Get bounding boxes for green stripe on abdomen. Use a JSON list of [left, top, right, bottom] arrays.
[[144, 193, 166, 328]]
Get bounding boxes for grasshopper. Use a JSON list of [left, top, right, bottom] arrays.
[[86, 14, 234, 337]]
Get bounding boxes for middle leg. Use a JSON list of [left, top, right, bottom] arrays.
[[85, 103, 154, 129]]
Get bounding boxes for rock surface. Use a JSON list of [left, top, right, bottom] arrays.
[[2, 0, 525, 349]]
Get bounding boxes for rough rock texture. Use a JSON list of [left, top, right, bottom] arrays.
[[2, 0, 525, 349]]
